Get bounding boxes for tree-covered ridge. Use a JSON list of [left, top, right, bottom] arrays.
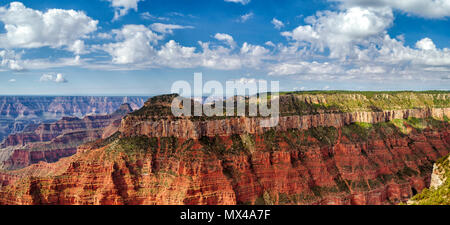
[[278, 91, 449, 114], [128, 91, 450, 118]]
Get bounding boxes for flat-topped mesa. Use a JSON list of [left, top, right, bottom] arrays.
[[120, 92, 450, 139]]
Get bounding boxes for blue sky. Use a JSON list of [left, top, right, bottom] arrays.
[[0, 0, 449, 95]]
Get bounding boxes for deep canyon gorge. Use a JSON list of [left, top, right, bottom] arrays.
[[0, 92, 448, 205]]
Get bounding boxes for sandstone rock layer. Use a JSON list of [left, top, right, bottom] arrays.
[[0, 116, 448, 205]]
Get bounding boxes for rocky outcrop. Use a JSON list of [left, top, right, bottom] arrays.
[[430, 162, 447, 189], [0, 103, 134, 170], [407, 154, 450, 205]]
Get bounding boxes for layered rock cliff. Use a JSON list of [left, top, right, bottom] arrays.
[[0, 91, 448, 205], [0, 96, 146, 141], [0, 103, 134, 170]]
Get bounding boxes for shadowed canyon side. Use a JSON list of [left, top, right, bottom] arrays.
[[0, 96, 147, 142], [0, 92, 448, 205]]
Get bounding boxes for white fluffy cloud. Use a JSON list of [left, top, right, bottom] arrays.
[[282, 7, 393, 58], [224, 0, 251, 5], [150, 23, 194, 34], [214, 33, 236, 48], [97, 27, 270, 70], [270, 32, 450, 81], [153, 40, 268, 70], [270, 3, 450, 81], [155, 40, 198, 68], [376, 35, 450, 67], [334, 0, 450, 18], [415, 37, 436, 51], [55, 73, 67, 83], [108, 0, 143, 20], [240, 42, 270, 67], [0, 2, 98, 53], [0, 49, 23, 71], [40, 73, 67, 83], [271, 18, 284, 29], [102, 25, 161, 64], [67, 40, 88, 55]]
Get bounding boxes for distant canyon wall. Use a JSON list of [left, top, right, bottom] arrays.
[[0, 103, 135, 170], [0, 96, 146, 141], [120, 108, 450, 139]]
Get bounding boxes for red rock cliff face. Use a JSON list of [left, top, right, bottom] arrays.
[[0, 116, 448, 205], [120, 108, 449, 139]]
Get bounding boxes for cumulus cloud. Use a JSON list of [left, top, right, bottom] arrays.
[[155, 40, 198, 68], [150, 23, 194, 34], [271, 31, 450, 81], [334, 0, 450, 18], [281, 7, 394, 58], [415, 37, 436, 51], [271, 18, 284, 29], [224, 0, 251, 5], [67, 40, 88, 55], [153, 40, 244, 70], [101, 25, 161, 64], [0, 2, 98, 54], [271, 3, 450, 82], [240, 42, 270, 67], [96, 24, 270, 71], [8, 78, 16, 82], [40, 73, 67, 83], [108, 0, 143, 20], [0, 49, 24, 71], [214, 33, 236, 48], [376, 35, 450, 67], [55, 73, 67, 83]]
